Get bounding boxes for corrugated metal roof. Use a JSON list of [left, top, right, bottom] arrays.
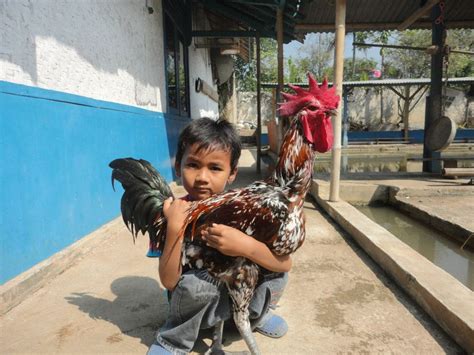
[[193, 1, 473, 42], [191, 0, 473, 61], [295, 0, 474, 34], [194, 0, 303, 43]]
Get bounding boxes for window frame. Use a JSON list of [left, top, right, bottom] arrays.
[[163, 3, 190, 117]]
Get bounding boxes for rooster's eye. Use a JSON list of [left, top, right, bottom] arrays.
[[307, 105, 318, 111]]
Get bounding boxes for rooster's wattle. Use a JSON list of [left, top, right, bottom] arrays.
[[109, 73, 339, 355]]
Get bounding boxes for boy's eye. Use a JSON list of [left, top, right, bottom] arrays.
[[210, 166, 223, 171], [186, 162, 198, 168]]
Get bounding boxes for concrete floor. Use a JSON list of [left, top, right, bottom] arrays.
[[0, 149, 464, 354]]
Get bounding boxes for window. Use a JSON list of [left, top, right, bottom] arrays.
[[164, 9, 189, 116]]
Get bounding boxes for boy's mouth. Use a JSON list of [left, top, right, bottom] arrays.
[[194, 188, 212, 196]]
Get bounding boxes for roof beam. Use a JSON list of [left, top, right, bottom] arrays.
[[192, 30, 259, 38], [295, 20, 474, 32], [397, 0, 439, 31], [222, 0, 281, 7]]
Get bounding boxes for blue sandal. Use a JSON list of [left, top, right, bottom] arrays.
[[147, 343, 172, 355], [255, 313, 288, 338]]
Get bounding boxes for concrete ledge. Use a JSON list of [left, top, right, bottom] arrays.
[[390, 194, 473, 246], [0, 218, 123, 315], [311, 180, 474, 353]]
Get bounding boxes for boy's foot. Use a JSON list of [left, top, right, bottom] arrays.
[[254, 312, 288, 338], [147, 342, 172, 355]]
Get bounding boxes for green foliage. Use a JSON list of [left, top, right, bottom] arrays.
[[384, 30, 431, 78], [344, 58, 378, 81], [384, 29, 474, 78], [234, 55, 256, 91], [234, 38, 279, 91], [445, 29, 474, 77], [296, 33, 335, 79]]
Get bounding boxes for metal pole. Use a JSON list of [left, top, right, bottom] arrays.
[[351, 32, 356, 79], [423, 2, 444, 173], [256, 34, 262, 174], [353, 42, 429, 52], [329, 0, 346, 202], [276, 7, 284, 152], [342, 88, 349, 147], [353, 41, 474, 55]]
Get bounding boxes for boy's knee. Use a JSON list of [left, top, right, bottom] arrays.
[[175, 270, 221, 304], [249, 272, 288, 318]]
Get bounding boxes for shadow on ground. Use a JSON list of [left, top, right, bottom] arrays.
[[65, 275, 247, 353], [65, 276, 166, 347]]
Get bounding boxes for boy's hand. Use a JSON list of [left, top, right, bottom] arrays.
[[163, 197, 189, 234], [201, 223, 253, 257]]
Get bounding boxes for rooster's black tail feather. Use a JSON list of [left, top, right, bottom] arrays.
[[109, 158, 173, 251]]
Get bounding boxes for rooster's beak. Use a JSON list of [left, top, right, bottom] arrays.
[[327, 109, 338, 116]]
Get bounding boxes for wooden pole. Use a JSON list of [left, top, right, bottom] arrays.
[[403, 85, 410, 141], [276, 7, 284, 152], [256, 34, 262, 174], [329, 0, 346, 202]]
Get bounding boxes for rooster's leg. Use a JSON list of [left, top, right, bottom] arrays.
[[233, 307, 260, 355], [225, 261, 260, 355], [206, 320, 224, 354], [205, 320, 250, 355]]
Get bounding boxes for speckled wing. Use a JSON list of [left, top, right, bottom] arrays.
[[183, 181, 290, 250]]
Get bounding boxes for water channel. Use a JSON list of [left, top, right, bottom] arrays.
[[314, 153, 474, 173], [356, 204, 474, 290]]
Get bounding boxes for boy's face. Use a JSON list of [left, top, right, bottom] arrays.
[[176, 143, 237, 201]]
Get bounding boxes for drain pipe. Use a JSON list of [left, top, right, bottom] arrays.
[[329, 0, 346, 202]]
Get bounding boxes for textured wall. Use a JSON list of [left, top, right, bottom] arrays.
[[0, 0, 166, 111]]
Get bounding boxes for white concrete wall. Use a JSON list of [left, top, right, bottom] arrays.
[[346, 87, 471, 130], [0, 0, 166, 111], [188, 10, 219, 119], [237, 87, 472, 130], [188, 43, 218, 119]]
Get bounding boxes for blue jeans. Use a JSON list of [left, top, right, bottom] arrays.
[[154, 269, 288, 354]]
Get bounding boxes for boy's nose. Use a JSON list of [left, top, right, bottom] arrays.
[[196, 169, 209, 182]]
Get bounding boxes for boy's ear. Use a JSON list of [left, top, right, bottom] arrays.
[[174, 161, 181, 177], [227, 167, 238, 184]]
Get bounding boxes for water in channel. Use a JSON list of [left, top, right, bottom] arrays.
[[356, 204, 474, 290]]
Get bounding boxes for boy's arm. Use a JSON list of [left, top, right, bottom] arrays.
[[201, 224, 292, 273], [159, 198, 189, 290]]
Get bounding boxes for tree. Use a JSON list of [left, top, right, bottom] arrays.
[[343, 58, 378, 81], [384, 29, 474, 79], [384, 30, 432, 78], [445, 29, 474, 77], [234, 38, 280, 91], [295, 33, 334, 79]]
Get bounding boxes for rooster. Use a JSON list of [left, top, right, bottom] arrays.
[[109, 73, 338, 355]]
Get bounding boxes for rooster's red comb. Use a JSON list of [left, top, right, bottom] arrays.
[[278, 73, 339, 117]]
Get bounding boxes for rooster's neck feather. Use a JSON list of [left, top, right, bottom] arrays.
[[271, 117, 315, 197]]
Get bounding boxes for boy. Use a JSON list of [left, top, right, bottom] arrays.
[[148, 117, 291, 355]]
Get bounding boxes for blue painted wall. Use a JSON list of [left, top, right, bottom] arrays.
[[0, 81, 189, 284]]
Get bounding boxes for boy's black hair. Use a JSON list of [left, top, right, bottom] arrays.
[[176, 117, 242, 171]]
